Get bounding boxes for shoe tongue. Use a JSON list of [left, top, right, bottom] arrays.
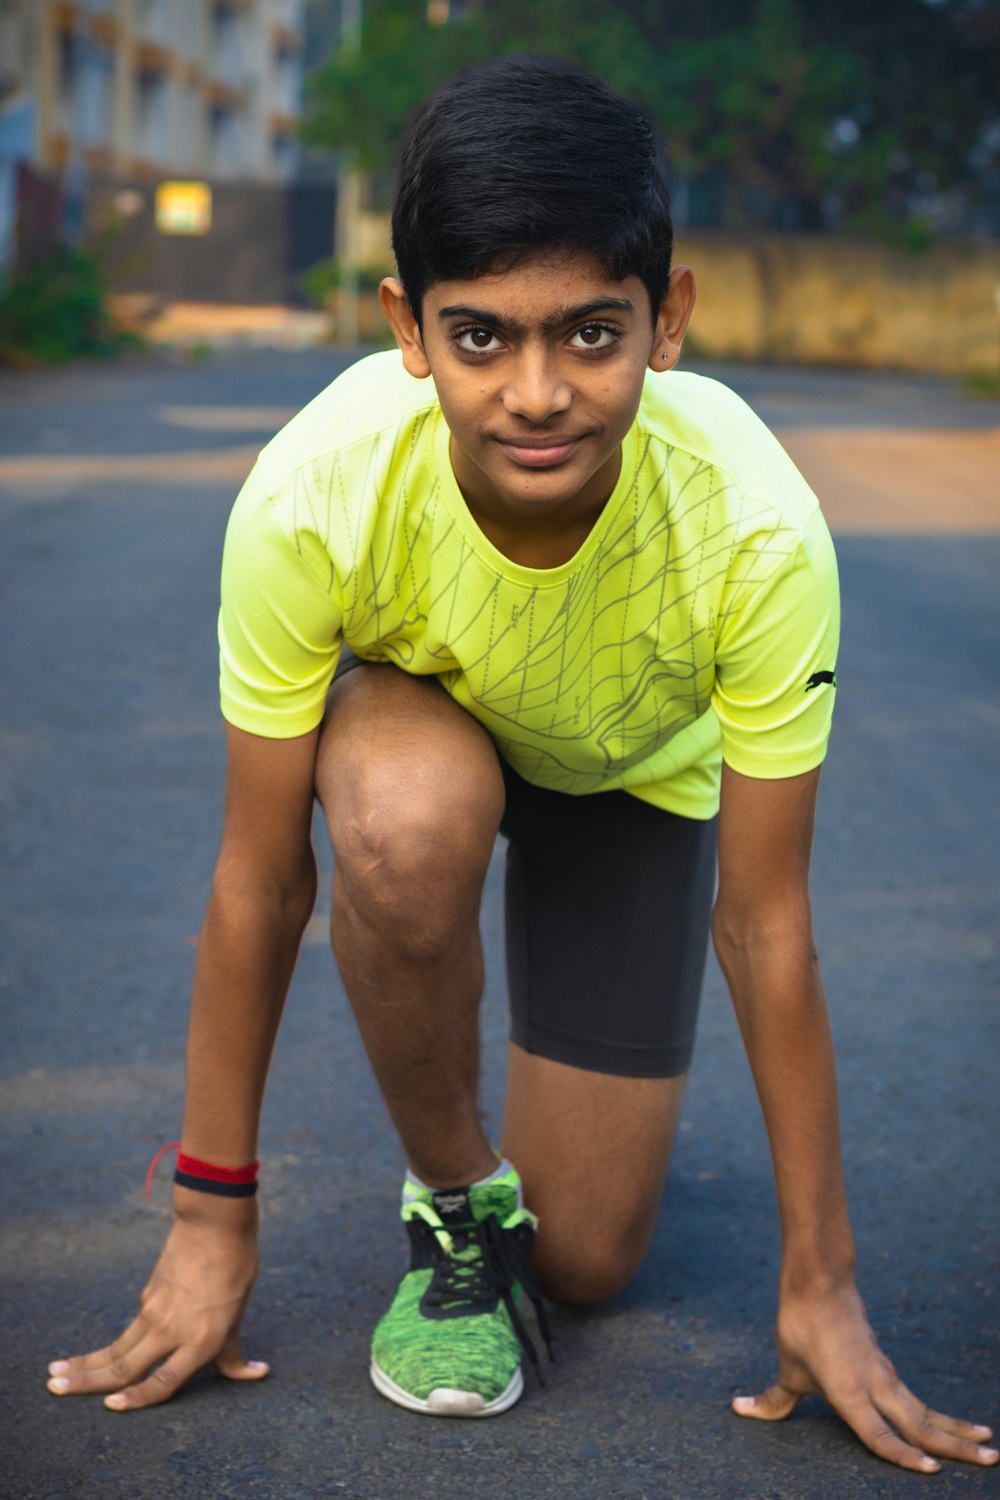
[[429, 1179, 521, 1228], [430, 1188, 474, 1227]]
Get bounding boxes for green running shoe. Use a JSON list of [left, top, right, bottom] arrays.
[[369, 1164, 553, 1416]]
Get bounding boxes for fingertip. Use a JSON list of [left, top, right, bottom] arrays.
[[48, 1360, 70, 1376], [218, 1358, 270, 1381], [104, 1393, 129, 1412], [733, 1384, 798, 1422]]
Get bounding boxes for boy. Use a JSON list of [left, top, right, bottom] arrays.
[[47, 56, 995, 1474]]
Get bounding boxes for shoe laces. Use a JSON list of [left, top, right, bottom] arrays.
[[404, 1200, 555, 1383]]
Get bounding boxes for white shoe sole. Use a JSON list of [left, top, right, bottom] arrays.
[[369, 1358, 524, 1417]]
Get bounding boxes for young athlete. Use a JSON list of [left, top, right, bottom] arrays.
[[46, 55, 995, 1474]]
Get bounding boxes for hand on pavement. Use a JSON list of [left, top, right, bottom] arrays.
[[733, 1279, 997, 1473], [46, 1208, 268, 1411]]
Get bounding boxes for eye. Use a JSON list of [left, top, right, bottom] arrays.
[[569, 323, 620, 351], [453, 326, 502, 353]]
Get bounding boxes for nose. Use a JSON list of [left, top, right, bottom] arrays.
[[501, 348, 572, 424]]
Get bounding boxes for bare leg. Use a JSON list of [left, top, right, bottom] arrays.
[[317, 661, 685, 1291], [502, 1043, 687, 1303], [315, 663, 504, 1188]]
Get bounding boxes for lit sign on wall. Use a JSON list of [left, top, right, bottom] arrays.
[[155, 181, 212, 236]]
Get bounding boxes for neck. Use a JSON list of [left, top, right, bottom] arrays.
[[449, 438, 622, 565]]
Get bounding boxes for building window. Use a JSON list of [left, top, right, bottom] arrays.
[[176, 0, 202, 64], [211, 5, 245, 90], [273, 49, 300, 117], [55, 32, 113, 148], [176, 84, 202, 172], [135, 69, 169, 163], [209, 103, 241, 177], [272, 133, 296, 178], [80, 43, 113, 146], [56, 32, 80, 136]]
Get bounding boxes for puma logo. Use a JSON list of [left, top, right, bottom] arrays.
[[805, 670, 836, 692]]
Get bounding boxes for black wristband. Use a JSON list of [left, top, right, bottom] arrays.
[[173, 1169, 258, 1198]]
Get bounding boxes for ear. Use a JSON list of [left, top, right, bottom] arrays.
[[648, 265, 697, 373], [379, 277, 432, 379]]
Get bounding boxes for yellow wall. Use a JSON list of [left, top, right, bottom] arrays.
[[677, 233, 1000, 376]]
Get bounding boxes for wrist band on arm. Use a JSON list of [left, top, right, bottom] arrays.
[[145, 1140, 259, 1198]]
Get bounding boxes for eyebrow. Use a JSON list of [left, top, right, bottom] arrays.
[[436, 297, 636, 336]]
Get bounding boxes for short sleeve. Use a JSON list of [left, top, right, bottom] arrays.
[[218, 466, 343, 738], [712, 508, 840, 779]]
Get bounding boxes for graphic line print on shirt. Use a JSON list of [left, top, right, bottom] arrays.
[[220, 356, 839, 817], [294, 434, 789, 780]]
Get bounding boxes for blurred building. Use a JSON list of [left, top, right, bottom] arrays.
[[0, 0, 343, 306], [0, 0, 305, 186]]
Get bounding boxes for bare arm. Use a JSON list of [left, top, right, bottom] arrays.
[[713, 765, 853, 1284], [181, 722, 321, 1163], [48, 723, 320, 1410], [715, 762, 996, 1474]]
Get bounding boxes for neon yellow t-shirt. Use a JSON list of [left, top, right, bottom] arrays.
[[219, 352, 839, 819]]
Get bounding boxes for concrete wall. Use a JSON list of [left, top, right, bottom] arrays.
[[676, 233, 1000, 376]]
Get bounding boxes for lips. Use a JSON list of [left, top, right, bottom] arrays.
[[495, 435, 585, 467]]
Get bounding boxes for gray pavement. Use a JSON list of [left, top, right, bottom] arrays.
[[1, 351, 998, 1500]]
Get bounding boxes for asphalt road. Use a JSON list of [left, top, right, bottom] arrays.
[[1, 349, 998, 1500]]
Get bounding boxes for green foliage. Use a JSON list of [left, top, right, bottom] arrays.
[[654, 0, 863, 213], [301, 256, 390, 305], [0, 246, 137, 367], [301, 0, 655, 174], [301, 0, 1000, 238], [866, 213, 937, 254], [961, 371, 1000, 400]]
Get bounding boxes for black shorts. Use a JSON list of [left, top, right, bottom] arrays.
[[500, 760, 716, 1078], [332, 651, 717, 1079]]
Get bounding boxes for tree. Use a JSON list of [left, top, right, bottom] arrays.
[[301, 0, 1000, 236], [301, 0, 655, 177]]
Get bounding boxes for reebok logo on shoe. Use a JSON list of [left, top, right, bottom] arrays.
[[432, 1190, 472, 1224]]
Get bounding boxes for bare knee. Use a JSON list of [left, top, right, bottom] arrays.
[[328, 766, 502, 960], [315, 667, 504, 957], [533, 1229, 650, 1307], [335, 791, 492, 918]]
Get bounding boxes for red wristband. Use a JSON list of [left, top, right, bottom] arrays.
[[176, 1151, 259, 1184], [145, 1141, 259, 1198]]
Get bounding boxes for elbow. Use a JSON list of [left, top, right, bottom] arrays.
[[211, 848, 318, 926], [711, 895, 817, 964]]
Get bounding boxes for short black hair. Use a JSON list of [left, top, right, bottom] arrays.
[[391, 54, 673, 327]]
